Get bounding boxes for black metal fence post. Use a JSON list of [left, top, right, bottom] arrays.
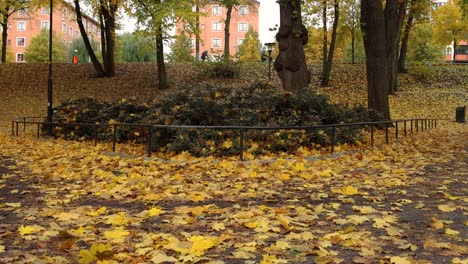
[[11, 121, 14, 136], [416, 119, 419, 133], [37, 123, 40, 138], [239, 128, 245, 161], [112, 124, 117, 152], [404, 121, 407, 136], [147, 126, 153, 158], [23, 117, 26, 132], [411, 120, 413, 134], [370, 125, 374, 148], [16, 122, 19, 136], [395, 121, 399, 140], [385, 123, 389, 144], [93, 125, 98, 146], [331, 126, 336, 153]]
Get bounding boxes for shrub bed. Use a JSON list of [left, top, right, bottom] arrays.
[[52, 83, 374, 156]]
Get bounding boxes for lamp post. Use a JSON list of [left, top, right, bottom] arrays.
[[47, 0, 53, 136], [265, 42, 275, 81]]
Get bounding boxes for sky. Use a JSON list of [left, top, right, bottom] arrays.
[[119, 0, 280, 45]]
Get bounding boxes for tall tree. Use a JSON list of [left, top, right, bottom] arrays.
[[68, 36, 101, 63], [398, 0, 430, 73], [98, 0, 119, 76], [25, 29, 67, 62], [339, 0, 359, 64], [118, 32, 156, 62], [168, 32, 194, 62], [432, 0, 467, 63], [275, 0, 311, 90], [132, 0, 196, 90], [237, 26, 261, 61], [320, 0, 339, 87], [0, 0, 39, 63], [360, 0, 407, 120]]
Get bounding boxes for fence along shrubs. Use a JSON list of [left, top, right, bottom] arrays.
[[51, 83, 374, 156]]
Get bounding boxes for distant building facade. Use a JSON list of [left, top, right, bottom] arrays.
[[1, 1, 99, 62], [432, 0, 468, 62], [176, 0, 260, 58]]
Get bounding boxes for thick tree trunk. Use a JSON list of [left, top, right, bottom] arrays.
[[195, 3, 200, 61], [99, 14, 107, 65], [156, 24, 167, 90], [351, 28, 355, 64], [1, 22, 7, 63], [385, 0, 407, 94], [224, 5, 232, 59], [321, 0, 339, 87], [398, 8, 414, 73], [274, 0, 311, 90], [361, 0, 390, 120], [74, 0, 105, 77], [322, 0, 328, 78], [99, 0, 116, 76]]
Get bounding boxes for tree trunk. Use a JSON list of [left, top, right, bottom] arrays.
[[453, 39, 457, 63], [156, 23, 167, 90], [74, 0, 105, 77], [322, 0, 328, 79], [274, 0, 311, 90], [351, 28, 355, 64], [361, 0, 390, 120], [385, 0, 407, 94], [99, 0, 116, 76], [1, 22, 7, 63], [321, 0, 339, 87], [99, 14, 107, 65], [195, 3, 200, 61], [398, 7, 414, 73], [224, 5, 232, 59]]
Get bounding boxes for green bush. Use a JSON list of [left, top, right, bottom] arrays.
[[203, 61, 241, 79], [409, 63, 436, 82], [51, 83, 372, 156]]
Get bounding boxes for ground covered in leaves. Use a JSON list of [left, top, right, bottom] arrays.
[[0, 121, 466, 263]]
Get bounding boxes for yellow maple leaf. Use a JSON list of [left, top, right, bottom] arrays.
[[451, 257, 468, 264], [244, 221, 259, 229], [103, 227, 129, 240], [438, 204, 456, 212], [18, 225, 43, 237], [151, 251, 177, 264], [5, 202, 21, 208], [260, 254, 278, 264], [54, 212, 81, 221], [445, 228, 460, 236], [277, 214, 292, 230], [148, 207, 163, 217], [428, 218, 444, 229], [87, 206, 107, 217], [223, 140, 233, 149], [390, 256, 411, 264], [341, 186, 359, 195], [0, 245, 5, 253], [79, 249, 97, 264], [317, 169, 334, 177], [212, 222, 226, 231], [189, 236, 217, 256]]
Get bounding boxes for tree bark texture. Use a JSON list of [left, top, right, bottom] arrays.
[[398, 6, 414, 73], [1, 22, 7, 63], [224, 5, 233, 59], [322, 0, 328, 77], [74, 0, 105, 77], [360, 0, 391, 120], [321, 0, 339, 87], [99, 0, 116, 77], [156, 23, 167, 90], [274, 0, 311, 90], [195, 3, 200, 61], [385, 0, 407, 94]]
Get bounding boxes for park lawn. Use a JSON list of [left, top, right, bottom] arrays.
[[0, 63, 466, 263]]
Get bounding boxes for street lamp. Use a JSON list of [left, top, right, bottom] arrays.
[[265, 42, 275, 81], [47, 0, 53, 136]]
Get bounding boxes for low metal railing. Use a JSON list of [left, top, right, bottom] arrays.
[[11, 117, 437, 160]]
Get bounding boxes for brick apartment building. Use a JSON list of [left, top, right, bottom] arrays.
[[2, 1, 100, 62], [177, 0, 260, 58]]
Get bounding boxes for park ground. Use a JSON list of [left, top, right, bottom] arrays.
[[0, 63, 467, 263]]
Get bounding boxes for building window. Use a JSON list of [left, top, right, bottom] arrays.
[[16, 53, 24, 62], [238, 38, 244, 45], [41, 21, 50, 30], [62, 23, 67, 33], [41, 6, 49, 15], [7, 39, 11, 46], [17, 21, 26, 31], [75, 30, 79, 38], [213, 5, 222, 15], [18, 8, 27, 16], [445, 47, 452, 55], [239, 6, 248, 15], [212, 21, 221, 31], [69, 27, 73, 37], [238, 22, 248, 32], [17, 37, 25, 47], [62, 7, 67, 19], [212, 38, 221, 48], [201, 24, 205, 30]]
